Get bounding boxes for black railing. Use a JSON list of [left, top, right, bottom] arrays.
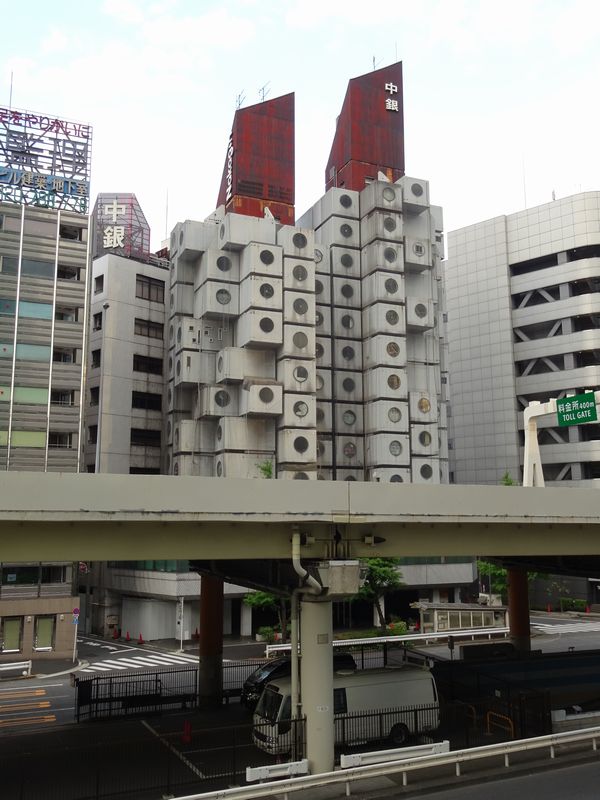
[[334, 703, 440, 750]]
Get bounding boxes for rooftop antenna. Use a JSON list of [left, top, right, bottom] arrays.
[[373, 56, 382, 70], [522, 154, 527, 208], [9, 70, 13, 110], [235, 90, 246, 110], [552, 189, 556, 201], [395, 42, 398, 61], [258, 82, 270, 102], [164, 188, 169, 241]]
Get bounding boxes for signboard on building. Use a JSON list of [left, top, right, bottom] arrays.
[[92, 193, 150, 260], [0, 106, 92, 213], [556, 392, 597, 427]]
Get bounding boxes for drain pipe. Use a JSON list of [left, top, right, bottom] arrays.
[[291, 531, 322, 732]]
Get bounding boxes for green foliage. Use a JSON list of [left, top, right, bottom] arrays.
[[478, 560, 541, 601], [387, 620, 408, 636], [257, 625, 276, 643], [501, 471, 517, 486], [358, 558, 403, 628], [244, 591, 289, 643], [257, 459, 273, 479], [560, 597, 587, 612]]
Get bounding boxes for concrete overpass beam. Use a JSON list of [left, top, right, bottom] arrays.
[[507, 567, 531, 653]]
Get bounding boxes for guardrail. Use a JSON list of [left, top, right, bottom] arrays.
[[340, 740, 449, 767], [265, 626, 510, 656], [173, 726, 600, 800], [0, 660, 32, 676]]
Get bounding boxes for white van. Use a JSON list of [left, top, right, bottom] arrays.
[[253, 666, 439, 755]]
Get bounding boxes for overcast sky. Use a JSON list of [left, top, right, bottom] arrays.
[[2, 0, 599, 249]]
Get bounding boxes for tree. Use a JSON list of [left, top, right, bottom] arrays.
[[477, 560, 542, 603], [243, 590, 289, 642], [358, 558, 403, 628], [501, 471, 517, 486]]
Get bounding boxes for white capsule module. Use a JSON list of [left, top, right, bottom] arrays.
[[411, 457, 440, 484], [312, 187, 360, 228], [335, 435, 364, 468], [409, 391, 438, 423], [195, 281, 240, 319], [364, 399, 409, 434], [361, 271, 405, 308], [239, 382, 283, 417], [276, 225, 315, 258], [330, 245, 361, 279], [316, 435, 333, 467], [198, 385, 239, 418], [314, 275, 332, 305], [362, 303, 406, 339], [215, 346, 275, 384], [279, 324, 316, 360], [283, 290, 316, 326], [195, 249, 240, 289], [363, 366, 408, 402], [316, 400, 332, 432], [315, 336, 332, 368], [316, 368, 332, 401], [277, 428, 317, 464], [406, 298, 435, 331], [335, 403, 364, 435], [238, 275, 283, 314], [333, 338, 363, 372], [236, 310, 283, 348], [399, 176, 430, 215], [360, 210, 403, 248], [333, 369, 363, 403], [214, 452, 270, 478], [365, 433, 410, 467], [363, 335, 407, 371], [316, 216, 361, 250], [410, 423, 439, 456], [333, 307, 362, 340], [174, 420, 216, 454], [277, 358, 317, 394], [332, 276, 361, 309], [239, 241, 283, 280], [360, 180, 404, 217], [218, 214, 277, 251], [360, 239, 404, 279], [283, 257, 316, 293], [280, 393, 317, 429], [215, 417, 276, 452]]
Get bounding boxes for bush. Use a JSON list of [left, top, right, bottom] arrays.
[[257, 625, 276, 643], [560, 597, 574, 611], [573, 599, 587, 612], [387, 620, 408, 636]]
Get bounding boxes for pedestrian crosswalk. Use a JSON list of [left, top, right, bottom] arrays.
[[79, 650, 199, 674], [533, 620, 600, 634]]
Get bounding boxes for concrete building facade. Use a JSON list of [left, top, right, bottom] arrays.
[[445, 191, 600, 487]]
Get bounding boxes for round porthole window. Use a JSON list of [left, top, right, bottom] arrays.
[[215, 390, 230, 408], [173, 463, 179, 476], [293, 232, 308, 249], [343, 410, 356, 426], [293, 264, 308, 282], [383, 186, 396, 202], [219, 223, 225, 239], [179, 231, 184, 245], [317, 441, 325, 456], [293, 331, 308, 348], [169, 325, 174, 341], [387, 374, 401, 390], [293, 298, 308, 315], [342, 377, 355, 393], [387, 341, 400, 357], [341, 345, 355, 361], [216, 425, 222, 441], [345, 475, 357, 481], [341, 314, 354, 330], [315, 310, 324, 326], [315, 342, 324, 358], [389, 440, 403, 456], [259, 317, 274, 333], [294, 436, 309, 453], [168, 356, 173, 372], [216, 255, 231, 272], [418, 397, 431, 414], [388, 406, 402, 423], [294, 472, 309, 480], [217, 356, 223, 372], [341, 283, 354, 299], [174, 428, 179, 446], [316, 374, 324, 390], [315, 279, 323, 295], [339, 194, 353, 208], [170, 293, 174, 308], [384, 247, 397, 263], [386, 309, 399, 325], [340, 253, 354, 268], [167, 421, 171, 439], [316, 407, 324, 422], [176, 360, 181, 376], [420, 464, 433, 479], [419, 430, 432, 447], [340, 224, 353, 239], [343, 442, 356, 458], [259, 387, 274, 403], [216, 461, 223, 476], [385, 278, 398, 294], [383, 217, 397, 232], [260, 249, 274, 265], [390, 474, 403, 483], [415, 303, 428, 318], [177, 327, 182, 342], [260, 283, 274, 299], [294, 400, 309, 418], [411, 182, 424, 197], [293, 365, 309, 382], [216, 288, 231, 305], [314, 248, 323, 263]]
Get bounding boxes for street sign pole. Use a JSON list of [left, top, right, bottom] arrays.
[[72, 607, 80, 663]]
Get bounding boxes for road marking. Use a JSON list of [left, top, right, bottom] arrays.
[[534, 621, 600, 633], [0, 714, 56, 728], [0, 701, 51, 712], [0, 683, 61, 691], [141, 720, 205, 778], [0, 689, 46, 700]]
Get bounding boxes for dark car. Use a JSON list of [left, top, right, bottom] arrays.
[[241, 651, 357, 709]]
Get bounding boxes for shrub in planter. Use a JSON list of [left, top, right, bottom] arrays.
[[256, 626, 276, 643]]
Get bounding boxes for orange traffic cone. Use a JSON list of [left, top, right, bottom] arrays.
[[546, 604, 552, 613], [182, 720, 192, 745], [112, 627, 118, 639], [586, 605, 591, 613], [125, 631, 130, 642], [138, 633, 144, 645]]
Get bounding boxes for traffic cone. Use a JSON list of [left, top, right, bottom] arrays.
[[126, 631, 130, 642], [138, 633, 144, 645], [193, 628, 199, 640], [112, 627, 118, 639], [586, 605, 591, 613], [182, 720, 192, 745], [546, 604, 552, 613]]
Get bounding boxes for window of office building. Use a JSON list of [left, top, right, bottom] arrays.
[[48, 432, 72, 449], [132, 391, 162, 411], [89, 386, 99, 406], [10, 431, 46, 448], [13, 387, 48, 405], [136, 274, 165, 303], [51, 390, 74, 406], [55, 307, 78, 322], [94, 275, 104, 294], [92, 312, 102, 331], [88, 425, 98, 444], [21, 258, 55, 279], [0, 617, 22, 652], [57, 265, 79, 280], [133, 354, 163, 375], [134, 318, 163, 340], [130, 428, 161, 447], [53, 348, 76, 363], [59, 224, 84, 241], [34, 616, 55, 650], [19, 301, 53, 319], [91, 349, 101, 368]]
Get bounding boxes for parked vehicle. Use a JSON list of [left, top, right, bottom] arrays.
[[241, 652, 356, 709], [253, 666, 439, 754]]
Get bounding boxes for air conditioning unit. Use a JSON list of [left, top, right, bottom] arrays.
[[332, 276, 361, 308], [239, 275, 283, 314], [277, 358, 317, 394], [362, 303, 406, 339], [215, 417, 276, 452], [330, 246, 361, 279], [409, 391, 438, 423], [195, 281, 239, 319], [176, 219, 216, 258], [363, 367, 408, 402], [364, 399, 409, 434], [365, 433, 410, 467], [239, 381, 283, 416], [333, 338, 362, 371], [276, 225, 315, 258], [335, 435, 364, 468], [218, 214, 277, 251], [335, 468, 365, 482], [361, 240, 404, 279], [198, 385, 239, 418], [279, 323, 316, 360], [313, 188, 360, 228], [315, 216, 360, 249], [195, 249, 240, 289], [315, 336, 332, 368], [399, 176, 430, 214], [411, 457, 440, 484], [214, 452, 268, 478], [283, 290, 315, 326], [283, 256, 316, 293], [314, 244, 331, 275], [314, 275, 331, 305], [332, 307, 362, 340], [363, 335, 407, 371], [277, 428, 317, 464], [368, 467, 411, 484], [362, 271, 405, 308], [280, 393, 317, 428], [277, 468, 317, 480], [173, 351, 215, 387], [404, 238, 431, 271], [360, 210, 403, 248], [216, 347, 275, 384], [315, 305, 332, 337], [316, 434, 333, 467], [334, 403, 364, 434], [406, 298, 434, 330], [239, 241, 283, 280], [333, 369, 363, 402], [316, 368, 332, 400], [360, 180, 403, 217], [410, 423, 439, 456], [174, 420, 216, 454], [316, 400, 332, 431], [170, 283, 194, 315], [236, 310, 283, 348]]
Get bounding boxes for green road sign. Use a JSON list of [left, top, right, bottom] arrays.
[[556, 392, 598, 427]]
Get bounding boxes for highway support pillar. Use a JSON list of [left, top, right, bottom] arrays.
[[507, 567, 531, 653], [198, 574, 224, 707], [300, 596, 334, 774]]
